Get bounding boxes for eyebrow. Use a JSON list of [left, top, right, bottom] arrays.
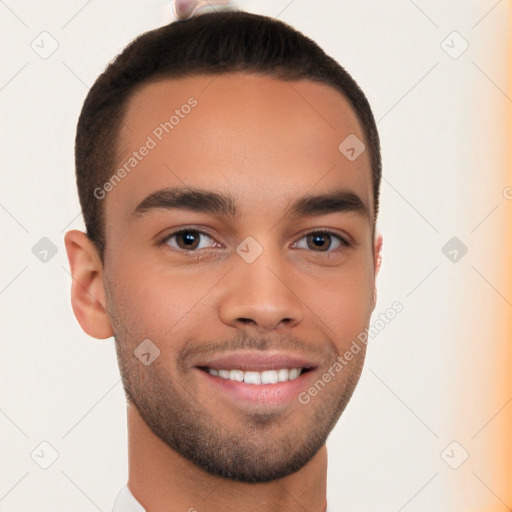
[[132, 186, 370, 223]]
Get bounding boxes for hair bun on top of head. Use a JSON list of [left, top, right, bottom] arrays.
[[172, 0, 235, 21]]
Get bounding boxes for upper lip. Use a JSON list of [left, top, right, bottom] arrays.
[[194, 351, 318, 372]]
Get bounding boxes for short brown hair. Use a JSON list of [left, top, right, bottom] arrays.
[[75, 10, 381, 261]]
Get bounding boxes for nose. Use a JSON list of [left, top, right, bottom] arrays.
[[218, 246, 305, 332]]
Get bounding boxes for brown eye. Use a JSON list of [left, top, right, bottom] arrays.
[[306, 233, 332, 251], [176, 230, 200, 250], [164, 229, 216, 251], [294, 231, 349, 252]]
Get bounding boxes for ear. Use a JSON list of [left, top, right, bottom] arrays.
[[371, 232, 383, 311], [64, 230, 114, 339]]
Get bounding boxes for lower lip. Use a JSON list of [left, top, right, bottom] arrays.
[[196, 368, 316, 407]]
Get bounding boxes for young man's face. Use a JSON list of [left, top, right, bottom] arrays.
[[93, 73, 382, 482]]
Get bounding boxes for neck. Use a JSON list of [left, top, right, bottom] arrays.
[[126, 403, 328, 512]]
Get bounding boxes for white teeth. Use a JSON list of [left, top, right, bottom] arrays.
[[218, 369, 230, 379], [206, 367, 304, 384], [261, 370, 278, 384], [229, 369, 244, 382], [289, 368, 300, 380], [244, 371, 261, 384], [277, 369, 289, 382]]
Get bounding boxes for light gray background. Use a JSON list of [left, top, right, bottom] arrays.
[[1, 1, 511, 510]]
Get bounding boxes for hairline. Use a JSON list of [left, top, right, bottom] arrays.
[[115, 70, 370, 164], [76, 13, 382, 262], [109, 71, 376, 242]]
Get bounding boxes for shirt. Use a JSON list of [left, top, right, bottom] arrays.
[[112, 485, 330, 511], [112, 486, 146, 512]]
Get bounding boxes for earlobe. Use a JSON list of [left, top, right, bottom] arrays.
[[64, 230, 114, 340]]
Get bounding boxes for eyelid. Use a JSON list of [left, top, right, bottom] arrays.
[[291, 229, 352, 249], [159, 225, 354, 255], [159, 226, 221, 250]]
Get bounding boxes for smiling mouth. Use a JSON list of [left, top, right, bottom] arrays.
[[196, 366, 313, 385]]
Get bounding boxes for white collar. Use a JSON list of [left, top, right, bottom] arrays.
[[113, 485, 330, 511], [112, 486, 146, 512]]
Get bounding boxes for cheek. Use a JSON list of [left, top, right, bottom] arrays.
[[106, 254, 215, 341], [309, 260, 374, 349], [319, 286, 372, 342]]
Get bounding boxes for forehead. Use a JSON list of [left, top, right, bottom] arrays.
[[106, 73, 373, 227]]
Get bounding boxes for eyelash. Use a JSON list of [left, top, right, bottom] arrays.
[[158, 227, 353, 256]]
